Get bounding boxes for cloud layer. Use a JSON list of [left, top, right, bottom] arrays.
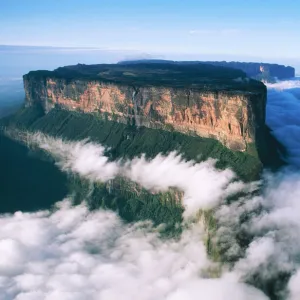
[[214, 80, 300, 299], [216, 170, 300, 299], [266, 78, 300, 166], [0, 200, 268, 300]]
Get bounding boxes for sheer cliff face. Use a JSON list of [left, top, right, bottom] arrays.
[[23, 76, 266, 153]]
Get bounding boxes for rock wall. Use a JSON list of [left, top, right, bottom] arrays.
[[23, 75, 267, 153]]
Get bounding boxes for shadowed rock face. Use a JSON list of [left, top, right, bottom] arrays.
[[23, 63, 267, 154]]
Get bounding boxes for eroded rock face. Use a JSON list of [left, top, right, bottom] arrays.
[[23, 77, 266, 153], [23, 76, 266, 153]]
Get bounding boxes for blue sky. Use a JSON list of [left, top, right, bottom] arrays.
[[0, 0, 299, 63]]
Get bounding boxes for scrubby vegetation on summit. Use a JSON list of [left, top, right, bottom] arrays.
[[24, 62, 265, 92]]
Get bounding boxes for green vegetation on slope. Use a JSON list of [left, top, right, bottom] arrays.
[[2, 105, 262, 182], [0, 104, 262, 236]]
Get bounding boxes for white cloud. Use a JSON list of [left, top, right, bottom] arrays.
[[177, 78, 300, 298], [35, 136, 119, 182], [123, 153, 243, 217], [0, 200, 269, 300], [189, 29, 240, 36], [26, 133, 253, 218], [266, 79, 300, 91], [215, 170, 300, 298], [288, 269, 300, 300]]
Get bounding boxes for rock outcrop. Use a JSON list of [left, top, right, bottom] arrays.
[[23, 63, 267, 155]]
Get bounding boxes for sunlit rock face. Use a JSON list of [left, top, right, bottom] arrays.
[[23, 63, 267, 154]]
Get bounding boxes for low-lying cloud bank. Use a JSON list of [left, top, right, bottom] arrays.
[[31, 133, 254, 218], [0, 200, 268, 300], [217, 170, 300, 300], [214, 79, 300, 299], [8, 130, 298, 299]]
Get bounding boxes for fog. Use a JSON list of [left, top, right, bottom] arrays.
[[216, 170, 300, 300], [27, 132, 256, 218]]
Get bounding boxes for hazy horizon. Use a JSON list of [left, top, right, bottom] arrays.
[[0, 45, 299, 79], [1, 0, 300, 76]]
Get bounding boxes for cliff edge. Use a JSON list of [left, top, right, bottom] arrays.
[[23, 63, 267, 157]]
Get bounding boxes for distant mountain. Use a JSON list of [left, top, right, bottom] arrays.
[[119, 59, 295, 81]]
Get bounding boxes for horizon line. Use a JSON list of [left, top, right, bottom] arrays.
[[0, 44, 298, 67]]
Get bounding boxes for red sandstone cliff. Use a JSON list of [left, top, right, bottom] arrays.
[[23, 63, 267, 153]]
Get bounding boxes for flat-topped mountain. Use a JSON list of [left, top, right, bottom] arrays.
[[1, 62, 284, 272], [23, 62, 267, 156]]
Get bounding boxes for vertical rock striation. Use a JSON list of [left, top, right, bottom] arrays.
[[23, 63, 267, 156]]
